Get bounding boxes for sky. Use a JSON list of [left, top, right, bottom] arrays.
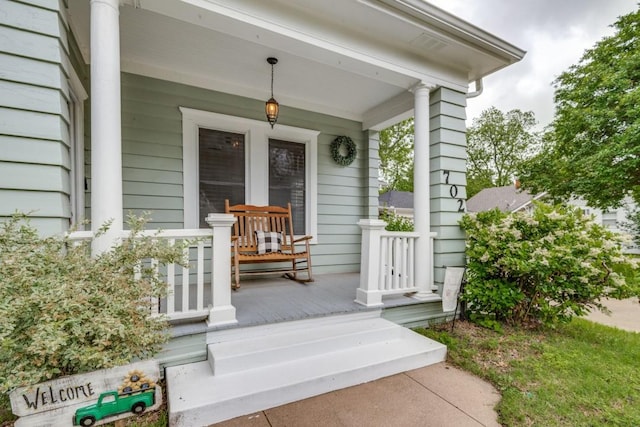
[[428, 0, 638, 130]]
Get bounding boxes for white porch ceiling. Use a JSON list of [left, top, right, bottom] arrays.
[[67, 0, 524, 128]]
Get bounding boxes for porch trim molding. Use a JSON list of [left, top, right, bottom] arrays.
[[180, 107, 319, 243]]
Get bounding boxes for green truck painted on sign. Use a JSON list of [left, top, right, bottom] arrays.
[[73, 389, 154, 426]]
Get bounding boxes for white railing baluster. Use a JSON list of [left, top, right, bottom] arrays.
[[379, 236, 387, 290], [197, 241, 204, 311], [429, 232, 437, 292], [386, 236, 394, 290], [393, 237, 401, 290], [408, 237, 415, 286], [181, 243, 190, 312]]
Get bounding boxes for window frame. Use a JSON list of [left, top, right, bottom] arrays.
[[68, 68, 88, 229], [180, 107, 318, 243]]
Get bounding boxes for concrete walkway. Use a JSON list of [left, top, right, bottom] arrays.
[[585, 297, 640, 332], [212, 363, 501, 427]]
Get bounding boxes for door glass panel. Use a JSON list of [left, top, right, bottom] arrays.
[[199, 128, 245, 227], [269, 139, 305, 233]]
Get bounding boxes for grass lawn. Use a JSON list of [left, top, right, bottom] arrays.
[[417, 318, 640, 427]]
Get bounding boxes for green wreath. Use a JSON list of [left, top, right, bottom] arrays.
[[330, 136, 357, 166]]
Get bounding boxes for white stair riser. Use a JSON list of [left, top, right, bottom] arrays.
[[210, 316, 394, 355], [207, 311, 381, 345], [209, 322, 401, 375]]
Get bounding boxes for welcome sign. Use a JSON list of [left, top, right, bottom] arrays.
[[10, 360, 161, 427]]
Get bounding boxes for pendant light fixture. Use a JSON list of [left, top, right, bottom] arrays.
[[265, 57, 279, 128]]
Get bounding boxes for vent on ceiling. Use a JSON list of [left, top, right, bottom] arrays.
[[410, 33, 447, 51]]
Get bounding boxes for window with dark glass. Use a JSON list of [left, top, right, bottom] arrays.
[[198, 128, 245, 227], [268, 139, 305, 233], [602, 211, 617, 228]]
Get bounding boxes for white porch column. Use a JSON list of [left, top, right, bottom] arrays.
[[412, 82, 438, 300], [355, 219, 386, 307], [206, 213, 238, 327], [90, 0, 123, 255]]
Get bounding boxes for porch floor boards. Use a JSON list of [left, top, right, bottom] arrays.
[[170, 273, 429, 334]]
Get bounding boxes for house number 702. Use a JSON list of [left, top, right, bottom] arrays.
[[443, 170, 465, 212]]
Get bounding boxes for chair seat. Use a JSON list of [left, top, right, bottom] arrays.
[[234, 251, 308, 262]]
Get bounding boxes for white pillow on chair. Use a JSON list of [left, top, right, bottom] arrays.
[[254, 231, 282, 254]]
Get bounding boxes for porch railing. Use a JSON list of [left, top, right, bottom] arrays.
[[379, 231, 420, 292], [356, 219, 437, 307], [66, 213, 238, 326]]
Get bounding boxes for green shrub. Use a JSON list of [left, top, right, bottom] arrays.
[[0, 214, 186, 395], [459, 203, 639, 327], [379, 209, 414, 232]]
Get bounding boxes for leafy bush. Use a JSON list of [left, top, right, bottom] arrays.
[[459, 203, 639, 327], [0, 214, 186, 394], [379, 209, 414, 232]]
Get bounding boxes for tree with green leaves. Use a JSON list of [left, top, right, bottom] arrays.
[[378, 118, 414, 192], [466, 107, 540, 198], [519, 7, 640, 209]]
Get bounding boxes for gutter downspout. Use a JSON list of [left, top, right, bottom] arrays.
[[466, 78, 483, 98]]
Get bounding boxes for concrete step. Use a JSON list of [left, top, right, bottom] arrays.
[[166, 314, 446, 426], [208, 316, 401, 375]]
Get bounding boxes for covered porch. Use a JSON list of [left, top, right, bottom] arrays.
[[66, 2, 523, 328], [70, 223, 441, 328]]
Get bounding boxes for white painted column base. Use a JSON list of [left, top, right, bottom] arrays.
[[355, 288, 384, 308], [355, 219, 386, 307], [206, 213, 238, 327], [414, 230, 439, 301], [207, 305, 238, 327], [412, 292, 442, 302]]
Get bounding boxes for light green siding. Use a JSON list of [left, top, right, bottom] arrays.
[[365, 130, 381, 218], [84, 72, 367, 273], [0, 0, 72, 235], [429, 87, 468, 289]]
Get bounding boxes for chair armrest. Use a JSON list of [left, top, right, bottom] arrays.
[[292, 235, 313, 243], [230, 236, 240, 254]]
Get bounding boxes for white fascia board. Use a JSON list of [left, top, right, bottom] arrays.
[[370, 0, 526, 63]]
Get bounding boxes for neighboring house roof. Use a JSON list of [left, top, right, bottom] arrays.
[[466, 186, 546, 212], [379, 191, 413, 209]]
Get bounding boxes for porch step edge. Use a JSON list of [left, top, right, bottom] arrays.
[[206, 310, 382, 344], [208, 317, 400, 375]]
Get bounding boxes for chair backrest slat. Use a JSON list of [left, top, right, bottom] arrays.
[[225, 200, 296, 252]]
